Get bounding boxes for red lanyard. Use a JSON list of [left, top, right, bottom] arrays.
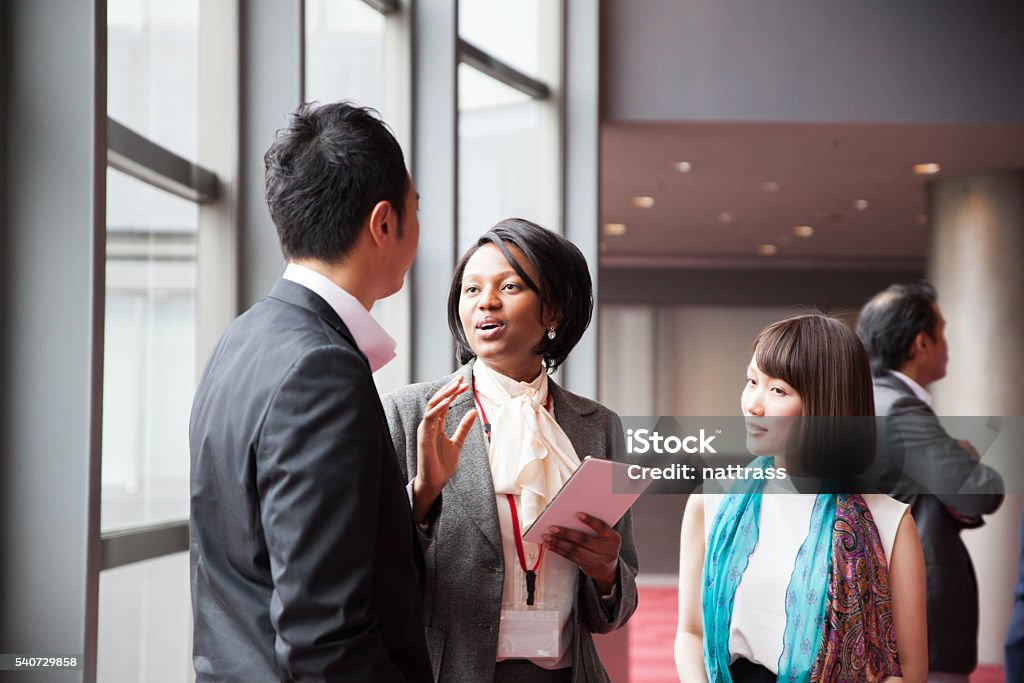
[[506, 494, 542, 605], [472, 375, 551, 606]]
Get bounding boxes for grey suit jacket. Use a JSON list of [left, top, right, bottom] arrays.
[[868, 372, 1004, 674], [189, 279, 433, 682], [382, 362, 639, 683]]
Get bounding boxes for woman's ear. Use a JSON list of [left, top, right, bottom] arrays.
[[542, 298, 561, 329]]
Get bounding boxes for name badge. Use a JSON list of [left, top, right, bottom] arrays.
[[497, 608, 562, 659]]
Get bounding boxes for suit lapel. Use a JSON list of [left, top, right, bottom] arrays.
[[876, 372, 937, 414], [446, 364, 502, 557], [549, 380, 598, 458], [876, 373, 912, 396]]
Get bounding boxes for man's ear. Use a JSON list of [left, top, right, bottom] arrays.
[[909, 330, 929, 359], [367, 199, 394, 247]]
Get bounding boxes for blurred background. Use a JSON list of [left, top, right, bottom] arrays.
[[2, 1, 1022, 681]]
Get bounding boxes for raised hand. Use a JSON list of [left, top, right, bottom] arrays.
[[412, 376, 477, 523]]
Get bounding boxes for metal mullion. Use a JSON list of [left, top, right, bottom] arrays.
[[100, 520, 190, 570], [360, 0, 399, 15], [457, 38, 551, 100], [107, 118, 219, 203]]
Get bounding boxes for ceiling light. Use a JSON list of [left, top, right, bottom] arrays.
[[757, 244, 778, 256], [853, 199, 869, 211], [603, 223, 628, 236], [717, 212, 735, 224], [913, 163, 941, 175], [631, 195, 655, 209], [675, 161, 693, 173], [792, 225, 815, 238], [761, 181, 781, 193]]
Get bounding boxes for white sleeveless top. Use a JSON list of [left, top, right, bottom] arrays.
[[702, 486, 908, 673]]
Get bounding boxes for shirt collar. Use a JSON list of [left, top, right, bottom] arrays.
[[889, 369, 933, 407], [282, 263, 396, 372]]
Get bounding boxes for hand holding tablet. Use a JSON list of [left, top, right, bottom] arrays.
[[522, 456, 651, 544]]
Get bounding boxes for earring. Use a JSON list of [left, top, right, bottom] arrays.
[[547, 326, 556, 340]]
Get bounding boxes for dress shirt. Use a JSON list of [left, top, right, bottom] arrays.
[[889, 369, 933, 407], [473, 364, 578, 670], [283, 262, 396, 372]]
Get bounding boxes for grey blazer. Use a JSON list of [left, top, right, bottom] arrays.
[[868, 372, 1004, 674], [382, 362, 639, 683]]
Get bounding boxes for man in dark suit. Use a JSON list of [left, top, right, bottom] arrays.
[[189, 101, 433, 682], [857, 282, 1004, 683]]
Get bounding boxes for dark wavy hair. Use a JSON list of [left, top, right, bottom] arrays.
[[447, 218, 593, 371], [264, 100, 408, 262], [753, 314, 876, 480]]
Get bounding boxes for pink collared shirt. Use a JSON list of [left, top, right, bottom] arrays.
[[282, 263, 397, 373]]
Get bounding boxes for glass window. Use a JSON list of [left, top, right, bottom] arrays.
[[457, 1, 561, 252], [107, 0, 199, 161], [305, 0, 410, 395], [102, 168, 197, 531], [458, 63, 554, 251], [459, 0, 542, 78], [305, 0, 386, 110], [97, 552, 193, 683]]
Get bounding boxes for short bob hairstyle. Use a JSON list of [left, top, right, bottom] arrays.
[[447, 218, 593, 370], [752, 314, 876, 481]]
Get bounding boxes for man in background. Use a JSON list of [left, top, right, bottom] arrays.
[[190, 101, 432, 682], [1006, 509, 1024, 683], [857, 282, 1004, 683]]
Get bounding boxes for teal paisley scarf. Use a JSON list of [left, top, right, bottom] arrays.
[[701, 456, 901, 683]]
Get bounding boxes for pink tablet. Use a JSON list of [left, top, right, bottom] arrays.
[[522, 456, 650, 544]]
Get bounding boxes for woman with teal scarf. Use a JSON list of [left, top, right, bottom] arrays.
[[674, 315, 927, 683]]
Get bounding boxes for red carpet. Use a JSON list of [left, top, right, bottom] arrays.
[[628, 585, 1006, 683]]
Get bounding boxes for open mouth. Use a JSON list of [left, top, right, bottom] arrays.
[[476, 318, 505, 331], [475, 318, 506, 339]]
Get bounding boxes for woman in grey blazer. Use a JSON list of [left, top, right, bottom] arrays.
[[383, 218, 638, 683]]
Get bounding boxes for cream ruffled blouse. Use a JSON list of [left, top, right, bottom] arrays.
[[471, 361, 581, 669]]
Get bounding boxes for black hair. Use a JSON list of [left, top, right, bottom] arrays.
[[754, 314, 877, 481], [447, 218, 594, 370], [855, 282, 938, 377], [263, 100, 409, 262]]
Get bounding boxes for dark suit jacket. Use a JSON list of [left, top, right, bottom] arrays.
[[999, 509, 1024, 679], [1005, 509, 1024, 683], [868, 372, 1004, 674], [382, 362, 639, 683], [189, 279, 433, 683]]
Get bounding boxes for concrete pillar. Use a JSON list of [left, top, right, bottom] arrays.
[[928, 169, 1024, 666]]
